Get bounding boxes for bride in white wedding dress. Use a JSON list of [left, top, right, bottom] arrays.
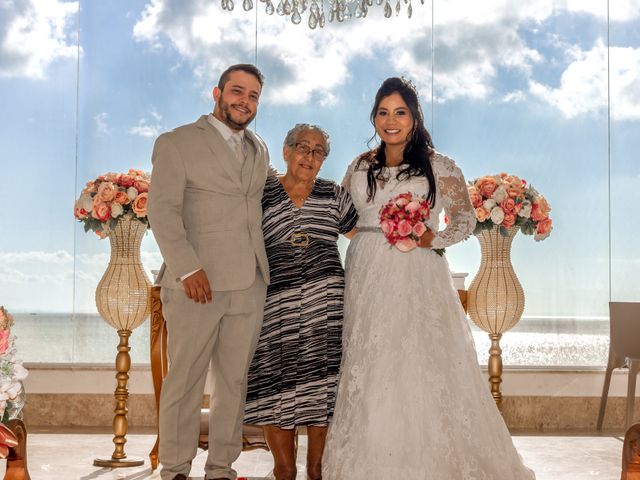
[[322, 77, 535, 479]]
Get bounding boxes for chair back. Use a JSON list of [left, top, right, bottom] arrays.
[[609, 302, 640, 360]]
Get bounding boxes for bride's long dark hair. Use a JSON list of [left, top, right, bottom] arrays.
[[357, 77, 436, 206]]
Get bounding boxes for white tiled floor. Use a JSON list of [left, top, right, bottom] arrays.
[[1, 429, 625, 479]]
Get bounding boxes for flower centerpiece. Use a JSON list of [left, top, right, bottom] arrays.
[[468, 173, 552, 241], [74, 169, 151, 238], [466, 173, 552, 409], [0, 307, 28, 424], [379, 192, 444, 255]]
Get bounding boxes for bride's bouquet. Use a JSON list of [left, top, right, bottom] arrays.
[[379, 192, 443, 255]]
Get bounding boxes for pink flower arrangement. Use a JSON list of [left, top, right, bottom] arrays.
[[74, 169, 151, 238], [378, 192, 444, 255], [0, 307, 28, 423], [468, 173, 552, 241]]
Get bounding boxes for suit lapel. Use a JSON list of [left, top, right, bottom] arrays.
[[244, 129, 265, 192], [196, 115, 244, 191]]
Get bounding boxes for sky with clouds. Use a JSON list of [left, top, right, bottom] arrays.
[[1, 0, 639, 328]]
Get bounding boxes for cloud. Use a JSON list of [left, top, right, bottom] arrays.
[[132, 0, 639, 120], [128, 110, 164, 138], [529, 40, 640, 121], [0, 250, 73, 264], [94, 112, 111, 136], [133, 0, 551, 106], [0, 249, 162, 284], [566, 0, 640, 22], [0, 0, 78, 78]]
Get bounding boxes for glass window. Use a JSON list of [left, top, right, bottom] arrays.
[[2, 0, 638, 366]]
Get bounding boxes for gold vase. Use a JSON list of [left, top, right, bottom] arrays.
[[94, 214, 150, 468], [467, 224, 524, 409]]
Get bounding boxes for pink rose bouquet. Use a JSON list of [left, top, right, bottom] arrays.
[[0, 307, 28, 423], [378, 192, 444, 255], [468, 173, 552, 241], [74, 169, 151, 238]]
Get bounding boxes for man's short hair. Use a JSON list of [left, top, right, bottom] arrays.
[[218, 64, 265, 90]]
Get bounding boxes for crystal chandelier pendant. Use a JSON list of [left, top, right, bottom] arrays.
[[220, 0, 418, 28]]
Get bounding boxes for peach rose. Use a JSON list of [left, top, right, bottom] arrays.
[[118, 173, 136, 188], [91, 202, 111, 222], [134, 178, 150, 193], [0, 330, 9, 355], [405, 200, 421, 212], [502, 212, 516, 228], [468, 186, 483, 208], [395, 237, 417, 252], [132, 193, 148, 217], [114, 190, 130, 205], [96, 182, 117, 203], [534, 217, 553, 241], [475, 207, 490, 222], [395, 196, 410, 207], [105, 172, 119, 183], [500, 198, 516, 213], [397, 219, 412, 237], [84, 181, 98, 193], [476, 176, 498, 198], [413, 222, 427, 237], [531, 196, 551, 222], [381, 219, 395, 235]]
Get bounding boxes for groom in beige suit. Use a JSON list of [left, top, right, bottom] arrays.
[[147, 64, 270, 480]]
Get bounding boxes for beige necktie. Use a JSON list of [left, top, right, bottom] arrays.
[[228, 133, 245, 163]]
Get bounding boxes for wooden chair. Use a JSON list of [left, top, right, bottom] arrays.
[[622, 423, 640, 480], [149, 286, 269, 470], [597, 302, 640, 431], [2, 419, 30, 480]]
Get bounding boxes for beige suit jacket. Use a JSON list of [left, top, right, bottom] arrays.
[[147, 115, 270, 292]]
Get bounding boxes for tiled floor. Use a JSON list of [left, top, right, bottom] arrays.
[[0, 428, 626, 479]]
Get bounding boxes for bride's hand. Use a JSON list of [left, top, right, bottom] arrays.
[[418, 228, 435, 248]]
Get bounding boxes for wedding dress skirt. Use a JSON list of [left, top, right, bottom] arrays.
[[322, 154, 535, 479]]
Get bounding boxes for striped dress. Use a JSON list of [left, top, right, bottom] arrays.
[[244, 175, 358, 429]]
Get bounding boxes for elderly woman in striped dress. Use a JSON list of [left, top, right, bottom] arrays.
[[245, 124, 358, 480]]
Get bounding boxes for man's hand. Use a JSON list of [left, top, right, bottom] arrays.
[[182, 269, 213, 304], [418, 228, 435, 249]]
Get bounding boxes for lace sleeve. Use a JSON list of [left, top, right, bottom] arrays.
[[341, 157, 360, 193], [431, 154, 476, 249]]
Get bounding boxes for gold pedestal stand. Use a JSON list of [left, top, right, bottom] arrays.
[[467, 226, 525, 410], [93, 330, 144, 468], [93, 216, 151, 468]]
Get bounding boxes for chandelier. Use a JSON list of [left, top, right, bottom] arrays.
[[220, 0, 422, 29]]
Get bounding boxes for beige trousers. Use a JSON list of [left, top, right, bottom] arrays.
[[159, 273, 267, 480]]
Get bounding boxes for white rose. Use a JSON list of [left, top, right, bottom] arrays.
[[78, 194, 94, 212], [492, 186, 508, 203], [111, 203, 124, 218], [518, 202, 532, 218], [5, 381, 21, 400], [490, 206, 505, 225], [12, 363, 28, 381], [126, 187, 139, 201], [483, 199, 496, 211]]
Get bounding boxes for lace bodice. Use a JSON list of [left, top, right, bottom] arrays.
[[341, 152, 476, 249]]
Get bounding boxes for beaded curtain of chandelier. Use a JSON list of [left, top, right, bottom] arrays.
[[221, 0, 422, 28]]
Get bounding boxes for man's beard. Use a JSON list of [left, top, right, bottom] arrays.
[[218, 99, 255, 130]]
